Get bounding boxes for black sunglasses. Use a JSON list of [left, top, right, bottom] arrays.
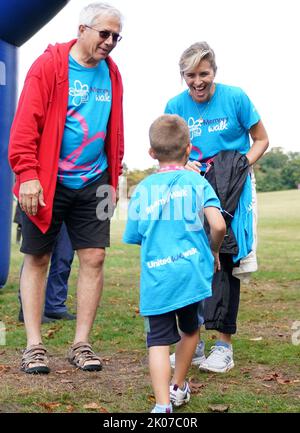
[[85, 25, 122, 43]]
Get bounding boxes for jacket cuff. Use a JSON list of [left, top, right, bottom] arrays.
[[19, 169, 39, 184]]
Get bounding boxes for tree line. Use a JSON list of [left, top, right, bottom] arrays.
[[123, 147, 300, 194]]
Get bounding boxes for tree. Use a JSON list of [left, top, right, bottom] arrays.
[[281, 158, 300, 189], [254, 148, 300, 192]]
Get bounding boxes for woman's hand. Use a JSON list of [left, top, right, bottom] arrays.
[[246, 120, 269, 165], [212, 250, 221, 273], [185, 160, 202, 173]]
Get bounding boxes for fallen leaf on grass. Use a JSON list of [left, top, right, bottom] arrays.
[[261, 372, 297, 385], [37, 402, 61, 412], [43, 328, 60, 339], [60, 379, 73, 384], [0, 365, 10, 373], [189, 379, 205, 394], [208, 404, 229, 413], [147, 394, 156, 403], [262, 372, 279, 381], [262, 384, 272, 388], [276, 378, 292, 385], [249, 337, 263, 341], [66, 405, 75, 413], [83, 402, 108, 412]]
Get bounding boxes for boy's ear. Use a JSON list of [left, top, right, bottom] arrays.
[[186, 143, 192, 157], [149, 147, 157, 160]]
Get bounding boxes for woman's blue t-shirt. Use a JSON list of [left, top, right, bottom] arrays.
[[165, 83, 260, 161]]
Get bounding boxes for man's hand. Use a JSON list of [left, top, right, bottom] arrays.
[[19, 179, 46, 216]]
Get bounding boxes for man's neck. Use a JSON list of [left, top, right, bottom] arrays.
[[70, 42, 100, 68]]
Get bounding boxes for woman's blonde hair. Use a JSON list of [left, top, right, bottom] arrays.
[[179, 41, 217, 76]]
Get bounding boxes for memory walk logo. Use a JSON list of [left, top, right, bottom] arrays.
[[146, 188, 188, 215], [0, 60, 6, 85]]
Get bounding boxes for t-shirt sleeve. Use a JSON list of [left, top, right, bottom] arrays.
[[203, 181, 221, 209], [237, 88, 261, 130], [123, 189, 143, 245], [164, 98, 176, 114]]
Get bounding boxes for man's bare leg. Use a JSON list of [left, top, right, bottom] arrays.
[[73, 248, 105, 344], [20, 253, 51, 347]]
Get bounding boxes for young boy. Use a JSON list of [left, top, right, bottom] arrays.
[[123, 114, 226, 413]]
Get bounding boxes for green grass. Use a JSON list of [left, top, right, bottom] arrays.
[[255, 189, 300, 281], [0, 190, 299, 413]]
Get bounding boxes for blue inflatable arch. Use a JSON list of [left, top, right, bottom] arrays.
[[0, 0, 70, 288]]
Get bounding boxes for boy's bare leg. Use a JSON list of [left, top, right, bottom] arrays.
[[20, 253, 51, 347], [171, 330, 199, 388], [218, 332, 232, 344], [149, 346, 171, 405]]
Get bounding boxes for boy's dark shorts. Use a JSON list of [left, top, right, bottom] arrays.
[[145, 301, 204, 348], [20, 171, 112, 254]]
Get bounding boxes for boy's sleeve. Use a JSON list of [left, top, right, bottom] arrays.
[[123, 190, 142, 245], [203, 181, 221, 209]]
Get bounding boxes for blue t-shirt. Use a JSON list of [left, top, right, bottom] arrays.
[[123, 169, 221, 316], [58, 55, 111, 189], [165, 83, 260, 161], [231, 174, 253, 262]]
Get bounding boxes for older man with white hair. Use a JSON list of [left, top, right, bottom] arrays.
[[9, 3, 124, 374]]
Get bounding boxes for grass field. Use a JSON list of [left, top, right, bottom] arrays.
[[0, 189, 299, 413]]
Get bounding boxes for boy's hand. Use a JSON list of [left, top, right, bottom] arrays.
[[212, 250, 221, 273], [185, 160, 201, 173]]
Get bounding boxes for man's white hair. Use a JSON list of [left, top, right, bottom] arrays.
[[78, 2, 123, 29]]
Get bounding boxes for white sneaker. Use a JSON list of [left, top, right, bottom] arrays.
[[151, 405, 172, 413], [170, 340, 206, 368], [169, 381, 191, 407], [199, 344, 234, 373]]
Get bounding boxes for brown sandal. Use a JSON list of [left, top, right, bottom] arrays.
[[68, 342, 102, 371], [21, 344, 50, 374]]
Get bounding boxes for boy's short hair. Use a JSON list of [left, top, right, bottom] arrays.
[[149, 114, 190, 162]]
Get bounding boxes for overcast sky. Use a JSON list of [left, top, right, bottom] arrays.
[[18, 0, 300, 169]]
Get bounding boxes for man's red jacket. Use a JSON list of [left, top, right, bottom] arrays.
[[8, 39, 124, 233]]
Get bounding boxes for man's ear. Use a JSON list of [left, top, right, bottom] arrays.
[[78, 24, 86, 37], [149, 147, 157, 160]]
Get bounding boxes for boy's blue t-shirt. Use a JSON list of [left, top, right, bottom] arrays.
[[165, 83, 260, 161], [58, 55, 111, 189], [123, 169, 221, 316]]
